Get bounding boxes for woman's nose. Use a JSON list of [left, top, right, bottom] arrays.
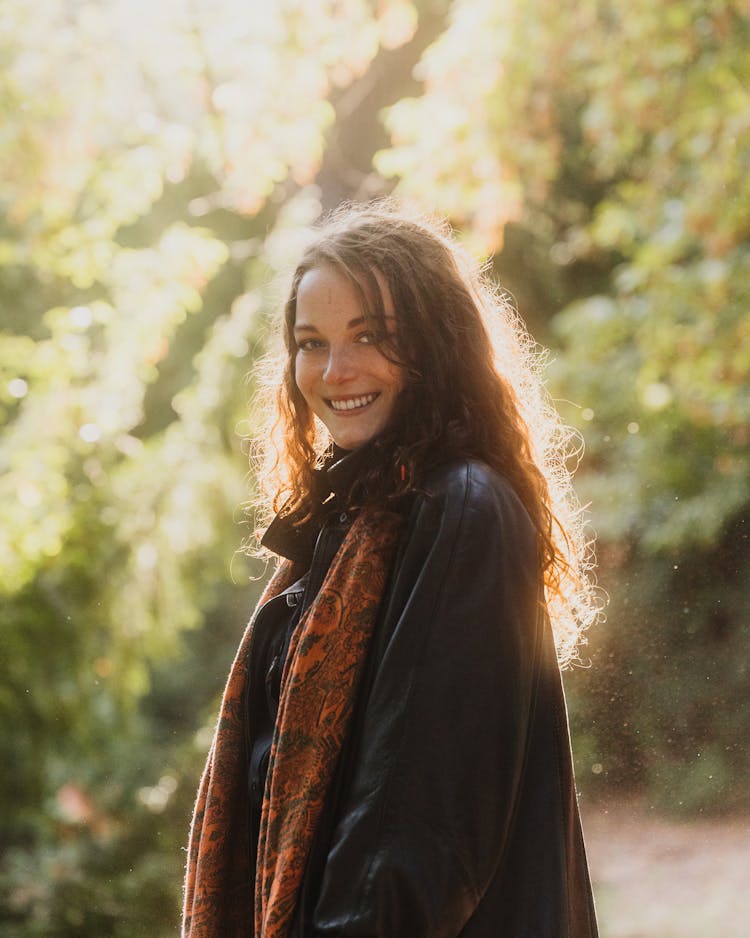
[[322, 346, 356, 384]]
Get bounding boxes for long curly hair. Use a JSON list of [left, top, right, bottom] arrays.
[[252, 201, 598, 664]]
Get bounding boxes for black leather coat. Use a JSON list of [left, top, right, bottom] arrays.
[[255, 456, 599, 937]]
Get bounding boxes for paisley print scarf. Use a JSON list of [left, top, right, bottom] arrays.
[[182, 509, 403, 938]]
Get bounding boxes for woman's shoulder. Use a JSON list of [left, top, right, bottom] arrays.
[[421, 458, 532, 528], [398, 458, 539, 568], [390, 459, 541, 609]]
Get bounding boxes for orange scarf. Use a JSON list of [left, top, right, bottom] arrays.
[[183, 509, 403, 938]]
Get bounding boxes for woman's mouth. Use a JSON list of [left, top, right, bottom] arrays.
[[327, 392, 380, 412]]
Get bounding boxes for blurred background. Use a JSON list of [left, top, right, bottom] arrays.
[[1, 0, 748, 935]]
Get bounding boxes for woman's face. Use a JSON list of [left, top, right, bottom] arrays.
[[293, 264, 404, 451]]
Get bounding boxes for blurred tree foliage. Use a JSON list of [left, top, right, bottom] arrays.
[[1, 0, 748, 933]]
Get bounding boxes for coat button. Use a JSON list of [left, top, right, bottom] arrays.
[[339, 511, 348, 523]]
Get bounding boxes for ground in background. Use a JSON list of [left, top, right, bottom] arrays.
[[582, 799, 750, 938]]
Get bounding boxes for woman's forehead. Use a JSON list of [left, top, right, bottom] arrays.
[[296, 264, 393, 319]]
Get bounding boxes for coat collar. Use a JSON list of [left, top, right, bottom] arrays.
[[260, 445, 374, 565]]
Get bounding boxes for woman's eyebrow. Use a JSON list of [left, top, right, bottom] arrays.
[[294, 315, 396, 334]]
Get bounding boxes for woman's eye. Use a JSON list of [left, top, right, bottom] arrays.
[[356, 331, 379, 345], [297, 338, 325, 351]]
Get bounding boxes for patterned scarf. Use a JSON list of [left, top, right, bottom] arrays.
[[182, 509, 403, 938]]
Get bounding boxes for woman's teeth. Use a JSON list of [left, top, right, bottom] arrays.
[[329, 393, 378, 411]]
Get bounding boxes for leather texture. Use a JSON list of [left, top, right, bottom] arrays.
[[260, 457, 599, 937]]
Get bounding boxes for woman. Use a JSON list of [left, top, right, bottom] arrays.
[[183, 203, 600, 937]]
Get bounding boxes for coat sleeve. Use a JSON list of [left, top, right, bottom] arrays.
[[305, 461, 546, 938]]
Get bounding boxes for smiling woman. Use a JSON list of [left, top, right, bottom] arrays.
[[293, 266, 404, 451], [182, 202, 601, 938]]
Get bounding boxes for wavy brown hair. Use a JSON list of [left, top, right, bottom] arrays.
[[252, 201, 598, 663]]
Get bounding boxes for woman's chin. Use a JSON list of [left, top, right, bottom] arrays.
[[329, 431, 375, 451], [327, 420, 384, 451]]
